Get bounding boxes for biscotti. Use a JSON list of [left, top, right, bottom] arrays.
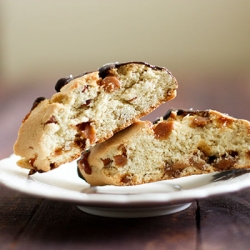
[[14, 62, 178, 173], [77, 109, 250, 186]]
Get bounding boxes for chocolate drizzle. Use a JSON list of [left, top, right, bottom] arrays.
[[77, 165, 86, 181], [154, 109, 211, 123], [55, 61, 170, 92], [98, 61, 169, 79], [98, 63, 118, 78], [55, 71, 93, 92], [55, 75, 73, 92], [176, 109, 210, 117], [31, 97, 46, 111]]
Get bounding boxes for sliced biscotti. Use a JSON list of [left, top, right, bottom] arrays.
[[77, 109, 250, 186], [14, 62, 178, 173]]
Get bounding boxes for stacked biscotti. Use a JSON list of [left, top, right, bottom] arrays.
[[14, 62, 178, 174], [14, 61, 250, 186]]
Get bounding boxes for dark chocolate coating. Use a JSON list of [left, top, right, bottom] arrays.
[[55, 72, 93, 92], [31, 97, 46, 111], [154, 109, 210, 124], [55, 75, 74, 92], [55, 62, 170, 92], [98, 61, 169, 78], [176, 109, 210, 117], [77, 165, 86, 181]]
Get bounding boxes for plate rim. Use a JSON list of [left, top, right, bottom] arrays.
[[1, 155, 250, 208]]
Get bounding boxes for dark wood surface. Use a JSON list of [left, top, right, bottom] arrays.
[[1, 76, 250, 250], [1, 184, 250, 250]]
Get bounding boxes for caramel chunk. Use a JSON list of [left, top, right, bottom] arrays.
[[114, 155, 127, 167], [54, 148, 63, 155], [78, 151, 92, 175], [189, 157, 206, 170], [191, 116, 210, 127], [102, 158, 112, 166], [154, 121, 174, 140], [76, 122, 96, 144], [213, 158, 236, 170], [217, 116, 234, 127], [74, 137, 86, 150], [121, 174, 131, 184], [164, 161, 189, 178], [246, 151, 250, 159], [100, 76, 120, 93]]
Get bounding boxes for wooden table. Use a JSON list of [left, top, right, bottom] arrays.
[[1, 76, 250, 249], [1, 184, 250, 250]]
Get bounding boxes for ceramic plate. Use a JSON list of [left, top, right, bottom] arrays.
[[1, 155, 250, 218]]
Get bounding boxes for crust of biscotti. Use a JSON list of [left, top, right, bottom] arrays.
[[14, 62, 178, 173], [78, 109, 250, 186]]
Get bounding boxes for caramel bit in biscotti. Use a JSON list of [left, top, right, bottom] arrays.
[[246, 151, 250, 159], [211, 151, 238, 170], [164, 162, 181, 178], [101, 158, 112, 166], [76, 122, 96, 144], [154, 121, 174, 140], [189, 156, 206, 170], [121, 174, 132, 184], [191, 116, 210, 127], [77, 151, 92, 175], [113, 144, 128, 167], [213, 158, 237, 170], [164, 162, 189, 178], [217, 115, 234, 127], [99, 76, 120, 93], [54, 148, 63, 155], [114, 155, 127, 167], [74, 137, 86, 150]]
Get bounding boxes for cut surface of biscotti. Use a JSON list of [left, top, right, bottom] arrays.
[[13, 62, 178, 173], [77, 109, 250, 186]]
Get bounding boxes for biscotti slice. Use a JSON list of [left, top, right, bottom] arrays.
[[14, 62, 178, 173], [77, 109, 250, 186]]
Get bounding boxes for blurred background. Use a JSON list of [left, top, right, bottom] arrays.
[[0, 0, 250, 158]]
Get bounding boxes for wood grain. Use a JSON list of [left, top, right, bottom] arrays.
[[0, 185, 197, 250], [5, 198, 197, 249], [197, 190, 250, 250]]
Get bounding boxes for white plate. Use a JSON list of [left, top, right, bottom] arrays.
[[1, 155, 250, 218]]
